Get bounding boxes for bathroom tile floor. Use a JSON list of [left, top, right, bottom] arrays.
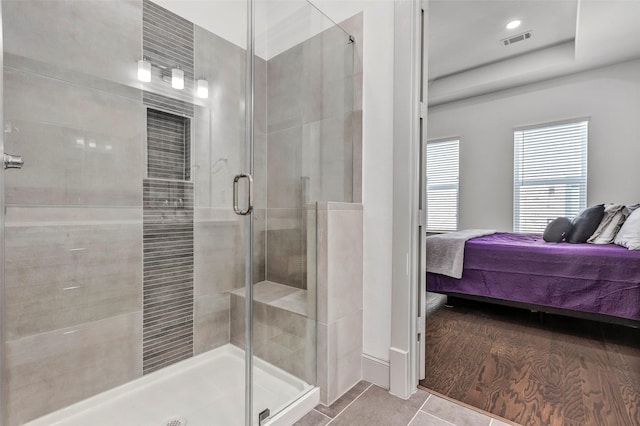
[[294, 381, 518, 426]]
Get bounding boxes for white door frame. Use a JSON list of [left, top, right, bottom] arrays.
[[389, 0, 427, 398]]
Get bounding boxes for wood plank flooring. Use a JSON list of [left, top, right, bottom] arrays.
[[420, 299, 640, 426]]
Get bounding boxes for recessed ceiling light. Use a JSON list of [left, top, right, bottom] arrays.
[[506, 20, 521, 30]]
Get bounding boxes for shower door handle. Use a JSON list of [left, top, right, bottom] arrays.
[[3, 153, 24, 170], [233, 173, 253, 215]]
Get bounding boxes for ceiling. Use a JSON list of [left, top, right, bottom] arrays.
[[428, 0, 640, 105], [153, 0, 341, 60]]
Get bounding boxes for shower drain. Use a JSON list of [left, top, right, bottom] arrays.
[[163, 417, 187, 426]]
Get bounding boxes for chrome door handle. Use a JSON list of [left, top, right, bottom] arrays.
[[3, 153, 24, 170], [233, 173, 253, 215]]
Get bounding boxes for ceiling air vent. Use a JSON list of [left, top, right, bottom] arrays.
[[502, 31, 532, 46]]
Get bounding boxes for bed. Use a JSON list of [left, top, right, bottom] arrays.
[[426, 232, 640, 327]]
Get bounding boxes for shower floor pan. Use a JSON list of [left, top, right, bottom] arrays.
[[26, 344, 318, 426]]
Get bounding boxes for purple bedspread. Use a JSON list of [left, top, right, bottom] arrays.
[[427, 232, 640, 321]]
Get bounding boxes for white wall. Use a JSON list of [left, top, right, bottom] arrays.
[[428, 59, 640, 231], [312, 0, 396, 366]]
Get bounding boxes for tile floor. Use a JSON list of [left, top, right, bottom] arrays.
[[294, 381, 516, 426]]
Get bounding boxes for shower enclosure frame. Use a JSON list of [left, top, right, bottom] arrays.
[[0, 2, 7, 425], [243, 0, 256, 423]]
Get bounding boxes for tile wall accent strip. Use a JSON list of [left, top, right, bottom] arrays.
[[142, 0, 194, 117], [142, 179, 194, 374]]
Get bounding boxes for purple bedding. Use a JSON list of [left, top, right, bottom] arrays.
[[427, 232, 640, 322]]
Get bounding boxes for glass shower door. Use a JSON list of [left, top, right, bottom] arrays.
[[1, 0, 251, 424], [248, 0, 356, 422]]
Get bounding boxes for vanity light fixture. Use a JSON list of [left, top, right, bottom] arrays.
[[196, 78, 209, 99], [172, 67, 184, 90], [506, 20, 521, 30], [137, 58, 151, 82]]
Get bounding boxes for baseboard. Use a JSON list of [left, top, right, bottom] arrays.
[[362, 353, 389, 389], [389, 346, 414, 399]]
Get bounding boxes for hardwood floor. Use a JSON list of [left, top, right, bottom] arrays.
[[420, 299, 640, 426]]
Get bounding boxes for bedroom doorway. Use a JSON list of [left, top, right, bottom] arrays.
[[420, 1, 640, 425]]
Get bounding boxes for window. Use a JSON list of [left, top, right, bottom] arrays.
[[426, 139, 459, 232], [514, 119, 588, 233]]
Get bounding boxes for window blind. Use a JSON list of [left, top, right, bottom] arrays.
[[426, 139, 459, 232], [514, 120, 588, 233]]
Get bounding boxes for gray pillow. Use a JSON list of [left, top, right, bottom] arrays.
[[566, 204, 605, 243], [543, 217, 572, 242]]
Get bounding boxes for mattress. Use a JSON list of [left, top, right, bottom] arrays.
[[427, 232, 640, 321]]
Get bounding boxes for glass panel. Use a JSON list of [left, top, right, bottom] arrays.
[[250, 0, 355, 422], [1, 0, 250, 424]]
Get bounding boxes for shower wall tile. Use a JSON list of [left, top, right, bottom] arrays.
[[4, 214, 143, 340], [266, 208, 306, 289], [192, 104, 246, 211], [302, 74, 354, 125], [147, 108, 191, 181], [3, 0, 142, 89], [254, 131, 268, 210], [3, 69, 144, 207], [210, 123, 246, 209], [195, 25, 246, 131], [302, 113, 353, 203], [230, 291, 315, 384], [194, 293, 230, 355], [6, 312, 142, 425], [341, 13, 363, 203], [302, 29, 355, 125], [267, 126, 303, 209], [316, 203, 363, 405], [253, 208, 267, 284], [318, 309, 363, 405], [352, 110, 363, 203], [143, 179, 194, 374], [193, 217, 243, 297], [142, 0, 194, 117], [4, 66, 141, 140], [192, 106, 211, 207], [267, 45, 303, 133], [255, 56, 268, 135], [318, 204, 363, 324]]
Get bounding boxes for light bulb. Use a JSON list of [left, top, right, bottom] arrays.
[[137, 59, 151, 82], [172, 67, 184, 90], [197, 78, 209, 99], [506, 20, 521, 30]]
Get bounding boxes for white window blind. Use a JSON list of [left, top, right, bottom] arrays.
[[514, 120, 588, 233], [426, 139, 459, 232]]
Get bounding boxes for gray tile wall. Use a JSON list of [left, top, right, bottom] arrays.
[[2, 1, 145, 424], [264, 17, 361, 289], [230, 291, 316, 384]]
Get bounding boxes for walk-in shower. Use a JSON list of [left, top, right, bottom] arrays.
[[0, 0, 357, 424]]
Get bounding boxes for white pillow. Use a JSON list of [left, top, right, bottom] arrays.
[[614, 207, 640, 250], [588, 203, 627, 244]]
